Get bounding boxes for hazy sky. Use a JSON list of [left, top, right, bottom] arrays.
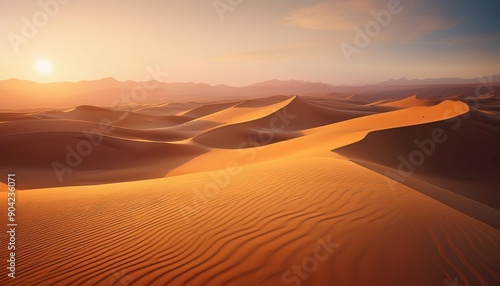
[[1, 0, 499, 85]]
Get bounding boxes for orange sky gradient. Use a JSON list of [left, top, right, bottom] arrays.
[[1, 0, 499, 86]]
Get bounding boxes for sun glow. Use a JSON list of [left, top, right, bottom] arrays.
[[34, 59, 52, 75]]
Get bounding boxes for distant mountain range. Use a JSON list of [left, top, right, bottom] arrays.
[[1, 76, 499, 109], [377, 75, 500, 86]]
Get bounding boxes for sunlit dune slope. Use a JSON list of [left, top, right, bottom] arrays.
[[381, 95, 439, 108], [0, 157, 498, 286]]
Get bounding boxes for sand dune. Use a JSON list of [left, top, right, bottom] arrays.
[[0, 112, 44, 122], [39, 105, 193, 129], [0, 132, 206, 189], [170, 100, 470, 176], [134, 102, 200, 116], [192, 96, 294, 125], [236, 95, 290, 107], [192, 96, 376, 149], [0, 119, 192, 143], [335, 108, 500, 210], [1, 157, 498, 285], [381, 95, 439, 108], [180, 101, 242, 118], [247, 96, 374, 131], [0, 89, 499, 286]]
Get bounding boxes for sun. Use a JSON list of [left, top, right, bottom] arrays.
[[34, 59, 52, 75]]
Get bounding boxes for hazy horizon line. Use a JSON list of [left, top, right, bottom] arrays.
[[3, 74, 500, 87]]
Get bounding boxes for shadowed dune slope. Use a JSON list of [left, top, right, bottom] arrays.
[[0, 119, 190, 142], [39, 105, 193, 128], [0, 113, 43, 122], [0, 132, 206, 189], [335, 109, 500, 209], [235, 95, 290, 107], [344, 84, 500, 103], [474, 94, 500, 113]]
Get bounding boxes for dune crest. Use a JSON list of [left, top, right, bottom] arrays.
[[381, 95, 438, 108]]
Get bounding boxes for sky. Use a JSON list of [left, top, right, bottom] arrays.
[[1, 0, 499, 86]]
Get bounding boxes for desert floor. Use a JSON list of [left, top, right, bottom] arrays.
[[0, 93, 499, 285]]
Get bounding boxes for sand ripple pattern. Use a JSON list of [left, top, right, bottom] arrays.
[[1, 157, 499, 285]]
